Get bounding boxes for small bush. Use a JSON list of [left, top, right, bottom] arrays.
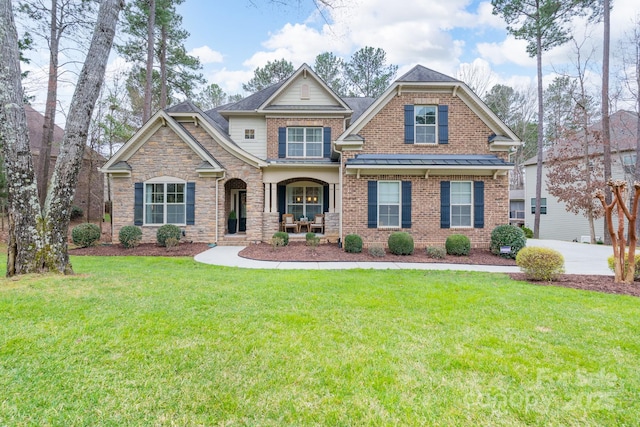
[[516, 247, 565, 281], [521, 226, 533, 238], [368, 246, 386, 257], [119, 225, 142, 249], [165, 237, 180, 250], [490, 224, 527, 259], [388, 231, 414, 255], [306, 232, 320, 248], [156, 224, 181, 247], [425, 246, 446, 259], [607, 253, 640, 280], [70, 205, 84, 220], [445, 234, 470, 256], [344, 234, 363, 253], [270, 236, 285, 249], [71, 223, 101, 248], [272, 231, 289, 246]]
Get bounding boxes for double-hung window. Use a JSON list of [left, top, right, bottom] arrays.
[[450, 182, 472, 227], [287, 127, 323, 158], [145, 182, 186, 225], [531, 198, 547, 215], [378, 181, 400, 227], [415, 105, 437, 143]]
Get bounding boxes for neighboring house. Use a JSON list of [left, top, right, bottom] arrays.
[[523, 110, 639, 242], [101, 64, 520, 248], [25, 105, 105, 221]]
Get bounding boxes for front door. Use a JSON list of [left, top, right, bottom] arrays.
[[231, 189, 247, 233]]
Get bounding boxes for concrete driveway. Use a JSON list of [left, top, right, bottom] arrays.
[[195, 239, 615, 275]]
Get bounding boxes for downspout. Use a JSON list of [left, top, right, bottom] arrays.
[[334, 145, 344, 247], [215, 171, 226, 244]]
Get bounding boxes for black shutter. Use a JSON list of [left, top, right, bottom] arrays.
[[277, 184, 286, 222], [278, 127, 286, 158], [368, 181, 377, 228], [440, 181, 450, 229], [438, 105, 448, 144], [401, 181, 411, 228], [323, 127, 331, 158], [474, 181, 484, 228], [404, 105, 414, 144], [134, 182, 143, 226], [323, 185, 329, 213], [186, 182, 195, 225]]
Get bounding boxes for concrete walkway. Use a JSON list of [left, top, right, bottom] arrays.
[[194, 239, 614, 275]]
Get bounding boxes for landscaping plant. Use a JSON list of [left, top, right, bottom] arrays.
[[516, 246, 565, 281], [119, 225, 142, 249], [490, 224, 526, 259], [157, 224, 182, 247], [71, 223, 101, 248], [272, 231, 289, 246], [344, 234, 363, 253], [388, 231, 414, 255], [445, 234, 470, 256]]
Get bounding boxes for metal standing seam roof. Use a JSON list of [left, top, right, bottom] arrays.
[[346, 154, 513, 167]]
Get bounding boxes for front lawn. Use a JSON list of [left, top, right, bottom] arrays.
[[1, 256, 638, 426]]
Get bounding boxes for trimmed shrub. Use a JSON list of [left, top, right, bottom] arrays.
[[270, 236, 285, 249], [157, 224, 181, 247], [516, 247, 565, 281], [344, 234, 363, 253], [119, 225, 142, 249], [70, 205, 84, 220], [71, 223, 101, 248], [521, 226, 533, 238], [165, 237, 180, 250], [388, 231, 414, 255], [368, 246, 386, 257], [607, 253, 640, 280], [272, 231, 289, 246], [490, 224, 527, 259], [425, 246, 446, 259], [306, 232, 320, 248], [445, 234, 470, 256]]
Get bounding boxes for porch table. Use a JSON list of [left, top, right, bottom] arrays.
[[297, 220, 310, 233]]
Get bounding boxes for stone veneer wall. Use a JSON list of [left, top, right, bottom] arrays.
[[110, 123, 264, 244]]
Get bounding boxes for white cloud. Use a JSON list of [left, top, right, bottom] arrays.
[[189, 46, 224, 64], [477, 37, 535, 68]]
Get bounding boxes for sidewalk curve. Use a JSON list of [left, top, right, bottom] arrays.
[[194, 240, 614, 275]]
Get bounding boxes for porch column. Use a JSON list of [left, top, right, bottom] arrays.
[[264, 183, 270, 213], [329, 184, 335, 213], [270, 183, 278, 213], [332, 183, 341, 213]]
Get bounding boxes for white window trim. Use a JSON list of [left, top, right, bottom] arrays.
[[244, 129, 255, 140], [450, 181, 473, 228], [286, 183, 323, 219], [286, 127, 323, 159], [415, 105, 438, 144], [378, 180, 401, 228], [143, 177, 187, 226]]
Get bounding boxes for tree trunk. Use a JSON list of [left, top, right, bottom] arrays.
[[0, 0, 123, 276], [37, 0, 59, 209], [533, 34, 544, 239], [602, 0, 612, 245], [159, 23, 167, 109], [143, 0, 155, 122]]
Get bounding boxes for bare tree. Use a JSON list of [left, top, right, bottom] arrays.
[[17, 0, 96, 208], [601, 0, 612, 244], [456, 59, 497, 99], [0, 0, 123, 276]]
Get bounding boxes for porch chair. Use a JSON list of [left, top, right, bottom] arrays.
[[309, 214, 325, 234], [281, 213, 299, 233]]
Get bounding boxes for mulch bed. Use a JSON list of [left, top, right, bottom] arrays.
[[69, 241, 640, 298]]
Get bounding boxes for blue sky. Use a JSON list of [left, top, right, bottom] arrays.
[[21, 0, 640, 115]]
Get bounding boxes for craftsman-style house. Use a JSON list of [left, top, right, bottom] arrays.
[[100, 64, 520, 248]]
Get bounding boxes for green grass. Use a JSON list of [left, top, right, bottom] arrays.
[[1, 255, 639, 426]]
